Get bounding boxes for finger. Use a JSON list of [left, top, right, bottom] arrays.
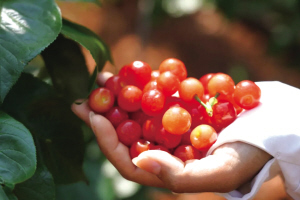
[[89, 112, 164, 187], [71, 100, 91, 126], [133, 150, 230, 193], [133, 142, 271, 193], [96, 71, 114, 86]]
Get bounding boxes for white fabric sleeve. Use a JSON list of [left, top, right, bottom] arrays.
[[206, 81, 300, 200]]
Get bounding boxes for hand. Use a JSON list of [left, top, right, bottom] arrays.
[[71, 72, 272, 194]]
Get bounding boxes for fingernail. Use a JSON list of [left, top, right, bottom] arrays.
[[89, 111, 95, 128], [72, 98, 86, 105], [132, 156, 161, 175]]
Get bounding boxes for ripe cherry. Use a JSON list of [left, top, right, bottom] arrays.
[[155, 126, 182, 149], [211, 100, 237, 132], [207, 73, 235, 100], [130, 139, 155, 159], [143, 80, 160, 93], [190, 124, 217, 151], [120, 61, 152, 89], [189, 104, 211, 128], [199, 73, 215, 94], [141, 89, 166, 116], [116, 119, 142, 146], [201, 93, 211, 103], [105, 106, 129, 128], [179, 77, 204, 102], [151, 70, 160, 81], [118, 64, 130, 85], [162, 106, 191, 135], [157, 71, 180, 96], [129, 109, 150, 126], [89, 87, 115, 113], [221, 94, 244, 115], [159, 58, 187, 81], [142, 117, 161, 142], [164, 96, 188, 111], [180, 128, 192, 145], [104, 75, 124, 96], [118, 85, 142, 112], [233, 80, 261, 110], [173, 145, 203, 162], [150, 145, 171, 154]]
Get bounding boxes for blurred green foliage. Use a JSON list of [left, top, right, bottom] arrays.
[[214, 0, 300, 68], [144, 0, 300, 68]]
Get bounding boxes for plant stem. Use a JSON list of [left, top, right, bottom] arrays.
[[193, 94, 213, 117]]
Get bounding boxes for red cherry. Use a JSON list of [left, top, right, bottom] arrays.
[[141, 89, 166, 116], [105, 106, 129, 128], [151, 70, 160, 81], [142, 117, 161, 142], [129, 109, 150, 126], [121, 61, 152, 89], [89, 87, 115, 113], [104, 75, 125, 96], [118, 85, 142, 112], [162, 107, 191, 135], [222, 94, 244, 115], [199, 73, 215, 94], [157, 71, 180, 96], [173, 145, 204, 162], [179, 77, 204, 102], [150, 145, 171, 154], [119, 64, 129, 77], [180, 128, 192, 145], [201, 93, 211, 103], [130, 139, 155, 159], [143, 80, 160, 93], [155, 126, 182, 149], [211, 100, 237, 132], [190, 124, 217, 151], [189, 104, 211, 128], [207, 73, 235, 100], [116, 119, 142, 146], [233, 80, 261, 110], [159, 58, 187, 81], [164, 96, 188, 111]]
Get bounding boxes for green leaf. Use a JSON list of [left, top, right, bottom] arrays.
[[14, 164, 55, 200], [41, 34, 90, 104], [0, 187, 10, 200], [2, 73, 86, 184], [61, 18, 112, 69], [0, 0, 62, 103], [57, 0, 101, 6], [13, 137, 55, 200], [0, 186, 18, 200], [56, 140, 111, 200], [0, 111, 37, 185], [61, 18, 113, 94]]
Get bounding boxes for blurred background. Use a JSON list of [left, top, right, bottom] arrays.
[[55, 0, 299, 199]]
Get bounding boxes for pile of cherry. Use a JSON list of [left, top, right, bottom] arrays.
[[88, 58, 261, 162]]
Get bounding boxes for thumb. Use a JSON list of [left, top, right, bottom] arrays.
[[132, 150, 186, 192], [132, 150, 183, 176], [132, 142, 271, 193], [132, 149, 235, 193]]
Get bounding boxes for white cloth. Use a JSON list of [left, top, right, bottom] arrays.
[[207, 81, 300, 200]]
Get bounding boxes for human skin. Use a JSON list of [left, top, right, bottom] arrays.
[[71, 72, 272, 194]]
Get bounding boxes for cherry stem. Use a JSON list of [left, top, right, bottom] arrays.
[[193, 93, 220, 117], [193, 94, 213, 117], [209, 92, 220, 107], [194, 95, 207, 108]]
